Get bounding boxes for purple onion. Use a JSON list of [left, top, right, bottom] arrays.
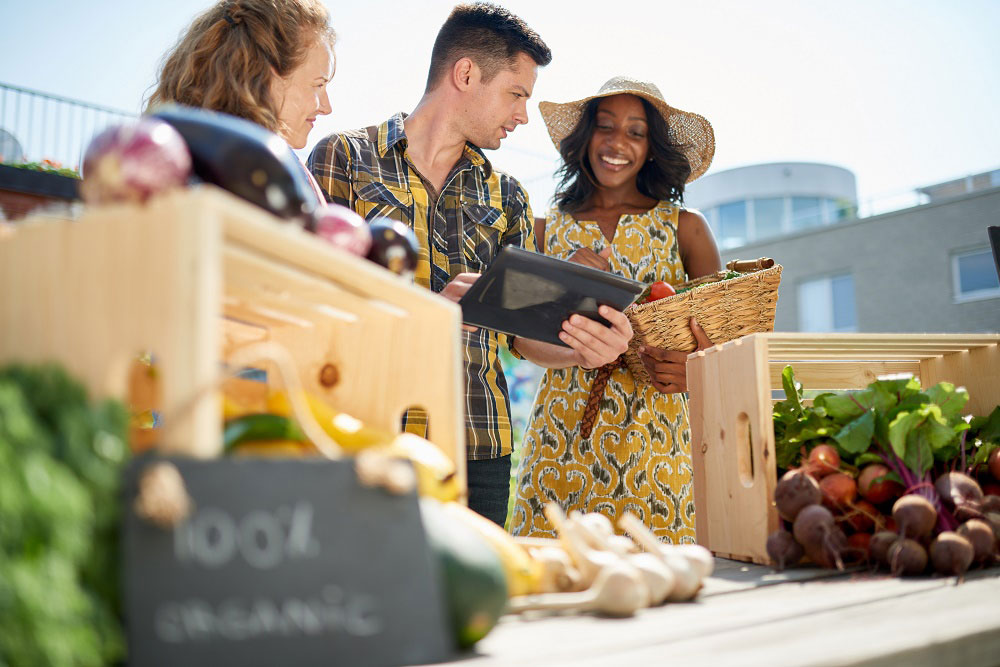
[[80, 117, 191, 205], [312, 204, 372, 257]]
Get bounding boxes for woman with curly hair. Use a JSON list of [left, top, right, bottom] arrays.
[[147, 0, 335, 152], [510, 76, 722, 542]]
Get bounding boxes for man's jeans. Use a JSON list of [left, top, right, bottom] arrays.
[[466, 455, 512, 527]]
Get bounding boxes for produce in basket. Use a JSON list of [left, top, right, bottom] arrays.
[[623, 258, 782, 385], [367, 218, 420, 278], [419, 498, 508, 649], [312, 203, 372, 257], [81, 117, 191, 205], [152, 104, 321, 222], [766, 366, 1000, 577]]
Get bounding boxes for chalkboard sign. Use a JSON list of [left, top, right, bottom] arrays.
[[122, 456, 453, 666]]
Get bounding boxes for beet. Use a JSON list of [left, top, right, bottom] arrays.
[[892, 494, 937, 540], [981, 495, 1000, 514], [793, 504, 835, 546], [984, 512, 1000, 544], [929, 532, 974, 576], [846, 532, 872, 561], [774, 469, 822, 522], [805, 444, 840, 478], [989, 449, 1000, 482], [888, 538, 928, 576], [857, 463, 904, 505], [957, 519, 997, 564], [839, 499, 878, 533], [934, 471, 984, 512], [766, 529, 804, 571], [804, 527, 847, 570], [820, 473, 857, 511], [793, 505, 845, 570], [869, 531, 899, 568]]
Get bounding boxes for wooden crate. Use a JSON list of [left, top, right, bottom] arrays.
[[0, 187, 465, 482], [686, 332, 1000, 564]]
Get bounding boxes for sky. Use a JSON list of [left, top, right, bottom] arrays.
[[2, 0, 999, 216]]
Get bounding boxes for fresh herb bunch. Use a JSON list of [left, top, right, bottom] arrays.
[[773, 366, 978, 475], [675, 270, 741, 295], [0, 363, 130, 666]]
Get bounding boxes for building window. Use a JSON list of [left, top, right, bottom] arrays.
[[717, 200, 747, 249], [791, 197, 823, 230], [752, 197, 785, 240], [952, 247, 1000, 302], [798, 273, 857, 332]]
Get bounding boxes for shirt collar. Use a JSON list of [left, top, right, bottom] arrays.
[[378, 112, 494, 179]]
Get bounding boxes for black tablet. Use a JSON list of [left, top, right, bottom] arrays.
[[458, 245, 644, 347]]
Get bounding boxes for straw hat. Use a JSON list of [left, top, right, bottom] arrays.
[[538, 76, 715, 183]]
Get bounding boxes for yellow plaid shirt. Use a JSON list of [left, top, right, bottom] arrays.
[[307, 113, 535, 460]]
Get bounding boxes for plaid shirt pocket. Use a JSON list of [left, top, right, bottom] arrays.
[[355, 178, 413, 223]]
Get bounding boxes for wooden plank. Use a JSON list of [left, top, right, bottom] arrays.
[[0, 191, 222, 457], [920, 343, 1000, 417], [767, 361, 920, 389], [221, 316, 269, 359], [215, 189, 466, 478], [689, 335, 778, 564], [460, 568, 1000, 667], [762, 332, 1000, 348], [768, 350, 992, 360], [631, 572, 1000, 667]]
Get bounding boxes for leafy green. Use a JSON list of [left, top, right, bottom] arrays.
[[968, 406, 1000, 471], [0, 363, 129, 666], [773, 366, 982, 480], [834, 410, 875, 454]]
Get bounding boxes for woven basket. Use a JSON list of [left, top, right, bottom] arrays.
[[623, 258, 782, 386]]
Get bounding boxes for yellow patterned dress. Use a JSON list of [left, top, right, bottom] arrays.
[[510, 201, 695, 543]]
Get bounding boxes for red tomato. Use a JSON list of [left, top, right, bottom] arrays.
[[647, 281, 676, 302]]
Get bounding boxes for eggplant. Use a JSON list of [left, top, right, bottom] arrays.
[[367, 218, 420, 278], [151, 105, 320, 221]]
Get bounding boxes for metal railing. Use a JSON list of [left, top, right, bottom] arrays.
[[0, 82, 135, 173]]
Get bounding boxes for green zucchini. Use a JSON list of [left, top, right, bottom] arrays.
[[223, 413, 307, 452]]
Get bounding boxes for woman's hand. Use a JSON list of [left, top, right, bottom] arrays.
[[560, 305, 633, 369], [638, 317, 713, 393], [566, 246, 612, 272]]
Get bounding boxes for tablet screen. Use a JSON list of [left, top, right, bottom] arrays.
[[459, 246, 644, 346]]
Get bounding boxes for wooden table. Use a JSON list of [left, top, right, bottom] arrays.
[[444, 559, 1000, 666]]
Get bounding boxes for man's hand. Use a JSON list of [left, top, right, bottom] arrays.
[[638, 318, 713, 393], [559, 305, 632, 369], [441, 272, 480, 332], [567, 246, 612, 272]]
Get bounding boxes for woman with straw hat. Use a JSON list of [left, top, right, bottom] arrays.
[[510, 76, 722, 542]]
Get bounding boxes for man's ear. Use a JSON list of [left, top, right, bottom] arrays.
[[452, 57, 478, 91]]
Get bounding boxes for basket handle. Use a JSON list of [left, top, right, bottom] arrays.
[[726, 257, 774, 272], [579, 354, 627, 439]]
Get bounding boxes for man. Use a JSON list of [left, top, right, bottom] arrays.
[[308, 3, 632, 526]]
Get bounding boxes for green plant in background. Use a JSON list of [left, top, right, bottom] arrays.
[[0, 363, 130, 667], [0, 158, 80, 179]]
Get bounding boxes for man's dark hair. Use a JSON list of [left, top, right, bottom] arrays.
[[425, 3, 552, 92], [554, 97, 692, 213]]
